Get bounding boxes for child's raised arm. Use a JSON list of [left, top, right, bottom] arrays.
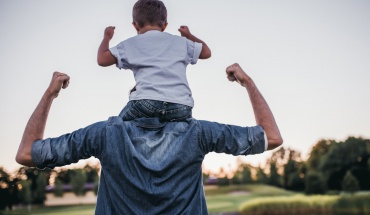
[[97, 26, 117, 67], [178, 26, 211, 59]]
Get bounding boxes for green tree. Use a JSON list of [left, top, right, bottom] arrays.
[[94, 181, 99, 196], [240, 165, 253, 184], [0, 168, 20, 211], [269, 147, 286, 173], [306, 139, 335, 171], [267, 147, 304, 188], [283, 148, 303, 189], [54, 179, 64, 197], [216, 167, 230, 186], [231, 172, 242, 185], [84, 164, 100, 183], [255, 167, 268, 184], [15, 167, 51, 204], [342, 170, 360, 194], [232, 163, 253, 185], [18, 180, 32, 212], [319, 137, 370, 190], [305, 171, 326, 195], [56, 168, 75, 184], [368, 142, 370, 162], [0, 168, 11, 210], [268, 162, 281, 187], [216, 176, 229, 186], [70, 169, 87, 196], [286, 172, 305, 191], [202, 172, 209, 185], [34, 172, 47, 204], [83, 164, 100, 196]]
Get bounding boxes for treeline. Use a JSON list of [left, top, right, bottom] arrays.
[[205, 136, 370, 195], [0, 164, 99, 211]]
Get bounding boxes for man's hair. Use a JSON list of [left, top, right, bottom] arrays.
[[132, 0, 167, 28]]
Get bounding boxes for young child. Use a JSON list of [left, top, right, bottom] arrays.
[[97, 0, 211, 122]]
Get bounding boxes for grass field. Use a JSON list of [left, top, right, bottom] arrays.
[[0, 185, 295, 215], [205, 184, 296, 213], [0, 205, 95, 215], [4, 186, 368, 214]]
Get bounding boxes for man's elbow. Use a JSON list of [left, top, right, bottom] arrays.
[[15, 153, 26, 166], [267, 136, 283, 150], [15, 150, 34, 167]]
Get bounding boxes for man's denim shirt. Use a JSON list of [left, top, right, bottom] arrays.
[[32, 117, 266, 215]]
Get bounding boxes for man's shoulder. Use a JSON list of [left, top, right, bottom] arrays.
[[106, 116, 123, 125], [105, 117, 246, 129], [106, 117, 204, 130]]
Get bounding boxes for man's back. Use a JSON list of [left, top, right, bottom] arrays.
[[31, 116, 266, 214], [98, 117, 207, 214]]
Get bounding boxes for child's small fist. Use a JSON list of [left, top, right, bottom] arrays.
[[104, 26, 115, 40], [178, 25, 191, 37]]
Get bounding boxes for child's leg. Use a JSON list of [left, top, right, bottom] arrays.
[[161, 103, 192, 122], [119, 99, 192, 121], [131, 100, 192, 121], [119, 100, 155, 121], [118, 101, 135, 120]]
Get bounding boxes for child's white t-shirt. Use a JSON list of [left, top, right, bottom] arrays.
[[109, 30, 202, 107]]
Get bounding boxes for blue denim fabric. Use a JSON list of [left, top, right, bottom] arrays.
[[32, 117, 266, 215], [119, 99, 192, 122]]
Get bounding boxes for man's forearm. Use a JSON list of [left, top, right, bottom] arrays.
[[16, 91, 54, 166], [226, 63, 282, 150], [243, 77, 283, 150], [16, 72, 69, 166]]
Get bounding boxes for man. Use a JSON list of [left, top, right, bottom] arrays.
[[16, 63, 283, 214]]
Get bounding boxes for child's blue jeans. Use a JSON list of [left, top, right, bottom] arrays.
[[119, 99, 192, 122]]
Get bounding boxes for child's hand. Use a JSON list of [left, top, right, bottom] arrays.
[[104, 26, 115, 40], [178, 26, 192, 38]]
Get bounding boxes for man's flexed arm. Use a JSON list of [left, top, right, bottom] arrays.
[[16, 72, 70, 166], [226, 63, 283, 150]]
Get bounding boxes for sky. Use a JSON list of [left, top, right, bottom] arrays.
[[1, 0, 370, 174]]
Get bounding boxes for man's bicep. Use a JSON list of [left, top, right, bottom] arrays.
[[31, 121, 107, 169], [199, 120, 266, 156]]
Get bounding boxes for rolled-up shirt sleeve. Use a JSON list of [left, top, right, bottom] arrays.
[[199, 120, 266, 156], [31, 121, 108, 169], [109, 42, 131, 70], [264, 132, 268, 150], [186, 39, 202, 65]]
